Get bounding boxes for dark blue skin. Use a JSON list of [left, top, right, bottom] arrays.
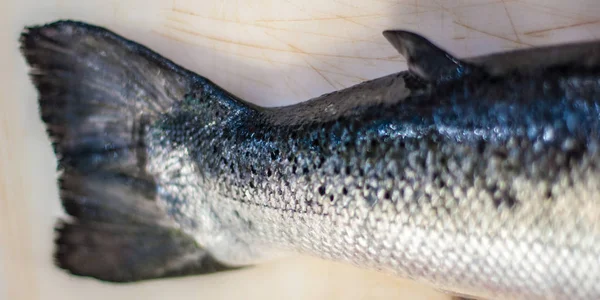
[[156, 64, 598, 218]]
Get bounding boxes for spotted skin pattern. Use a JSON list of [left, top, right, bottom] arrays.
[[21, 20, 600, 299]]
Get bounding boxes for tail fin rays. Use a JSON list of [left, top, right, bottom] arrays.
[[21, 20, 236, 282]]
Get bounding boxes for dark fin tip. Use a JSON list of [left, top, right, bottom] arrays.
[[383, 30, 478, 82], [53, 221, 81, 277], [53, 221, 240, 283]]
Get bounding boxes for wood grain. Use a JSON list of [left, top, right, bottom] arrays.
[[2, 0, 600, 299]]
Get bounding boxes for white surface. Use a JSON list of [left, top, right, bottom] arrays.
[[0, 247, 5, 300], [2, 0, 600, 299]]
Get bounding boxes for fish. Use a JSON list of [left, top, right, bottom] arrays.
[[19, 20, 600, 300]]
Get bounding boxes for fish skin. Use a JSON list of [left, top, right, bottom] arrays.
[[20, 20, 600, 299]]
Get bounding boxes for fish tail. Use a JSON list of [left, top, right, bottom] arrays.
[[20, 20, 194, 173], [20, 20, 235, 282]]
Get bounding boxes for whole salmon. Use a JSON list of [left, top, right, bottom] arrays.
[[20, 20, 600, 299]]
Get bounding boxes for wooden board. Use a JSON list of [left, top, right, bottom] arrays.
[[2, 0, 600, 299]]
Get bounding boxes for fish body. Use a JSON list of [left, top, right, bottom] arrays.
[[20, 21, 600, 299]]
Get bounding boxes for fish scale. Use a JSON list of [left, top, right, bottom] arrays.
[[20, 20, 600, 299], [145, 71, 600, 298]]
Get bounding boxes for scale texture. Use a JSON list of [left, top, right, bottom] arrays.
[[20, 20, 600, 299]]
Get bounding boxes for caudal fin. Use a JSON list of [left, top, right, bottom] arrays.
[[55, 221, 233, 282], [21, 20, 235, 282], [20, 20, 193, 173]]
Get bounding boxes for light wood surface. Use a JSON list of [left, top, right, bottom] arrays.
[[2, 0, 600, 299]]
